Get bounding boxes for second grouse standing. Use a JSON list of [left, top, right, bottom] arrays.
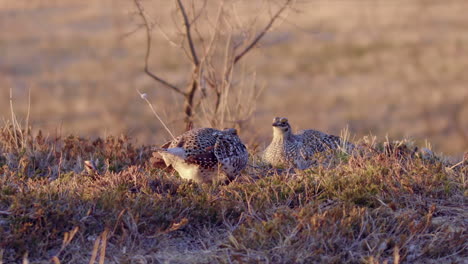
[[262, 117, 354, 169], [157, 128, 249, 183]]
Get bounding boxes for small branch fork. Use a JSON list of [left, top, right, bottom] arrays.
[[233, 0, 292, 64]]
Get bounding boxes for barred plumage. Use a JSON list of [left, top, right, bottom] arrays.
[[262, 117, 354, 169], [157, 128, 248, 183]]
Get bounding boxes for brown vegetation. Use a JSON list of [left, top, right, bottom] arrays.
[[0, 125, 466, 263]]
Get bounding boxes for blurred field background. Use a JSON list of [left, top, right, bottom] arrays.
[[1, 0, 467, 157]]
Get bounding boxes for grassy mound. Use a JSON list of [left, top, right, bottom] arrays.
[[0, 126, 466, 263]]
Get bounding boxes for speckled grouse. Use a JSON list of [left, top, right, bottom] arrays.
[[157, 128, 248, 183], [262, 117, 353, 169]]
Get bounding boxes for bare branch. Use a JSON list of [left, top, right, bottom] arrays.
[[134, 0, 184, 95], [190, 0, 207, 25], [176, 0, 200, 66], [191, 0, 209, 58], [154, 18, 183, 48], [144, 70, 184, 95], [193, 20, 207, 60], [233, 0, 292, 64], [119, 23, 145, 40]]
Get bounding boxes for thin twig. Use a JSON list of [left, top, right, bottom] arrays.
[[25, 87, 31, 142], [88, 235, 101, 264], [154, 20, 182, 48], [119, 23, 145, 40], [176, 0, 200, 66], [9, 88, 18, 149], [449, 156, 467, 170], [144, 70, 183, 95], [204, 1, 224, 62], [190, 0, 207, 26], [133, 0, 184, 95], [136, 89, 176, 140], [98, 229, 108, 264], [233, 0, 292, 64]]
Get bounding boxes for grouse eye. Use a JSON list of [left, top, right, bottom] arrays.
[[280, 118, 288, 123]]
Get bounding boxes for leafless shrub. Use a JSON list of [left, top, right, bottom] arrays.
[[132, 0, 293, 131]]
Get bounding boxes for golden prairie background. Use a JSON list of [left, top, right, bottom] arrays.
[[1, 0, 467, 157]]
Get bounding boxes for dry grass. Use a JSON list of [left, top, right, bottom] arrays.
[[0, 125, 466, 263]]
